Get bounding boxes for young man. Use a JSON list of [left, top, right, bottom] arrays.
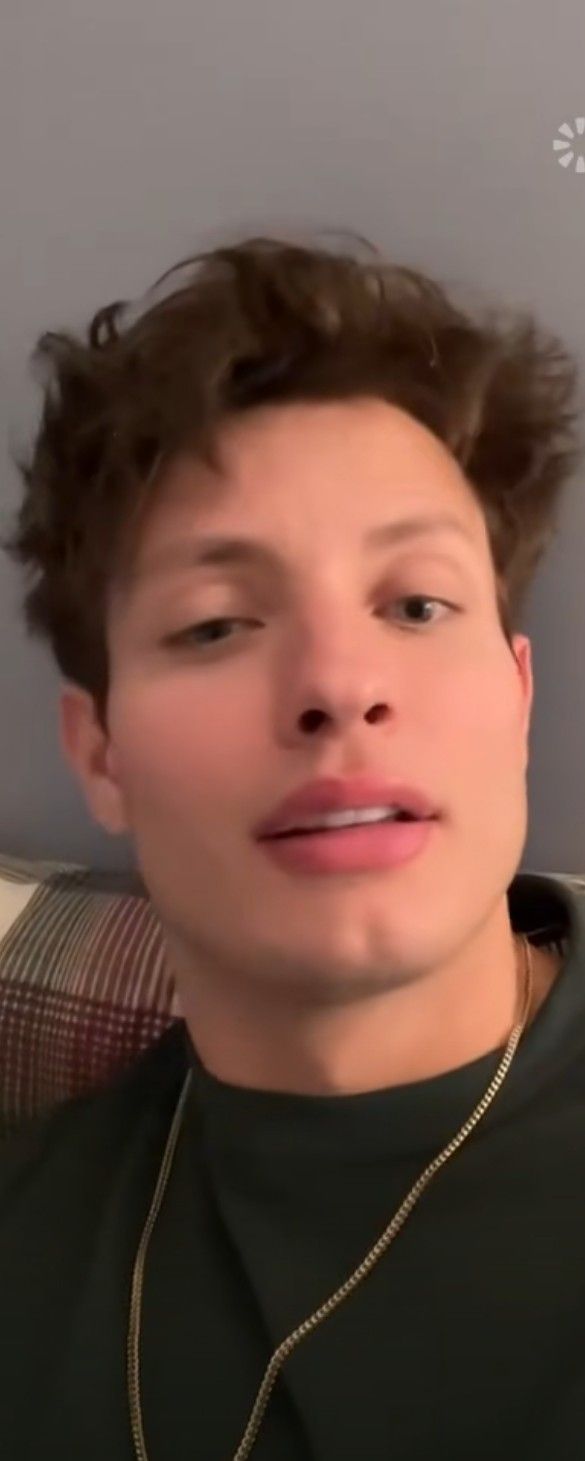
[[1, 234, 584, 1460]]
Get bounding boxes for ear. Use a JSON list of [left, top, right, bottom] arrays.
[[510, 634, 534, 749], [58, 684, 130, 835]]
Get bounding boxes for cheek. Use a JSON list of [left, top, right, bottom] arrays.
[[435, 661, 528, 803], [431, 630, 524, 732], [447, 676, 520, 738], [108, 679, 259, 821]]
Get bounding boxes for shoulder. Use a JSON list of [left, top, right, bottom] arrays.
[[0, 1020, 188, 1217], [0, 1021, 189, 1441]]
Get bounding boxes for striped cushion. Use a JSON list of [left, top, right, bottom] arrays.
[[0, 853, 179, 1134]]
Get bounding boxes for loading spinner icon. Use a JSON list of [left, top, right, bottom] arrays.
[[553, 116, 585, 173]]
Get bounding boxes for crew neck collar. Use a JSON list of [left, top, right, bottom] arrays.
[[178, 872, 585, 1164]]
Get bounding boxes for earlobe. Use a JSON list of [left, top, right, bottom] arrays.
[[58, 683, 129, 836]]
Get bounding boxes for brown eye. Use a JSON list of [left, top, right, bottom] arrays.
[[389, 596, 455, 626]]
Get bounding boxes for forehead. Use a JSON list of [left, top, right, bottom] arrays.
[[120, 398, 488, 593], [189, 397, 474, 502]]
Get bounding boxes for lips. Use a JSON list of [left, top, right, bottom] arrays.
[[254, 776, 440, 840]]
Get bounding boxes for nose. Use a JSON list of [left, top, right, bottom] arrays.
[[274, 615, 393, 744], [298, 698, 391, 737]]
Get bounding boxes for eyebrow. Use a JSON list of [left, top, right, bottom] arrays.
[[135, 512, 476, 585]]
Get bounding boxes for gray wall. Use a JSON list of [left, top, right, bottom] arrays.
[[2, 0, 584, 875]]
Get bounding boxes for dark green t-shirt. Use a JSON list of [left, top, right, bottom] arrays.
[[1, 871, 585, 1461]]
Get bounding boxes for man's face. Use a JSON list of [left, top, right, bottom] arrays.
[[60, 397, 533, 1008]]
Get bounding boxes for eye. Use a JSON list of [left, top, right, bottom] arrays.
[[391, 595, 456, 627], [164, 597, 458, 651], [164, 617, 255, 649]]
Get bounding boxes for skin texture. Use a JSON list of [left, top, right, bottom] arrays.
[[59, 396, 560, 1096]]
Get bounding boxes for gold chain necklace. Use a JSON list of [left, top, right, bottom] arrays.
[[127, 934, 533, 1461]]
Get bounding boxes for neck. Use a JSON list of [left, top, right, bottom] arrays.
[[170, 916, 556, 1098]]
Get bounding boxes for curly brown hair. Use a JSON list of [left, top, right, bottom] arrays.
[[2, 232, 583, 736]]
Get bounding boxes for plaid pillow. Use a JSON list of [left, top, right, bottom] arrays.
[[0, 853, 179, 1135]]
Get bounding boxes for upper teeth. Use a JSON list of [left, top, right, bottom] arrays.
[[283, 806, 407, 833]]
